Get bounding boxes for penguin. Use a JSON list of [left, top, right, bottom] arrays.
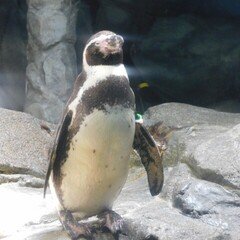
[[44, 30, 164, 240]]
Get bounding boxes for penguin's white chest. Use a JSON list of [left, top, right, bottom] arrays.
[[60, 107, 135, 218]]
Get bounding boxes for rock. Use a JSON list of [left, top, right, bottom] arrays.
[[174, 179, 240, 217], [0, 108, 54, 178], [192, 124, 240, 189], [0, 183, 57, 239], [25, 0, 77, 123], [144, 103, 240, 239], [0, 170, 230, 240], [144, 102, 240, 128], [0, 174, 44, 188], [161, 164, 240, 239], [0, 107, 239, 239], [144, 103, 240, 191]]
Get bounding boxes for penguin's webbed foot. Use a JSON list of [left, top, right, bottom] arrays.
[[59, 210, 93, 240], [98, 210, 125, 239]]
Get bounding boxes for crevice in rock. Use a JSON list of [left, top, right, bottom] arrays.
[[0, 173, 44, 188], [0, 165, 45, 179], [183, 159, 240, 193]]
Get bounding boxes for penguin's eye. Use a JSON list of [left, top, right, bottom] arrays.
[[95, 42, 100, 46]]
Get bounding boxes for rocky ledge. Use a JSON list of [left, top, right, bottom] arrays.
[[0, 103, 240, 239]]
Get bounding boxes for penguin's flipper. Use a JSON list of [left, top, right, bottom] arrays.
[[44, 110, 73, 197], [133, 122, 164, 196]]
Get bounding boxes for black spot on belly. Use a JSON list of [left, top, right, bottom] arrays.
[[93, 149, 96, 153], [108, 184, 112, 188], [105, 164, 108, 168]]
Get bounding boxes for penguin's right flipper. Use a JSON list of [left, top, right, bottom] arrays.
[[44, 110, 73, 197], [133, 122, 164, 196], [59, 210, 93, 240]]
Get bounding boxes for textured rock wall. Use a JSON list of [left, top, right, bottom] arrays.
[[25, 0, 77, 123]]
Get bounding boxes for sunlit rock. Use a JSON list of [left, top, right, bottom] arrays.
[[0, 108, 53, 178], [0, 106, 240, 239]]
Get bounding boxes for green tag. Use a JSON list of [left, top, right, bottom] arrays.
[[135, 113, 143, 123]]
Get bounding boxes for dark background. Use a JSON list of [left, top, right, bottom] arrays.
[[1, 0, 240, 114]]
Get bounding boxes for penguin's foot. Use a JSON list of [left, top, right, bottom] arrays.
[[98, 210, 125, 239], [59, 210, 93, 240]]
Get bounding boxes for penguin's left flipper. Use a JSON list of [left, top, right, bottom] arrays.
[[133, 122, 164, 196], [44, 110, 73, 197]]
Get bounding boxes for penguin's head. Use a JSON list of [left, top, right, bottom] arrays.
[[83, 31, 124, 67]]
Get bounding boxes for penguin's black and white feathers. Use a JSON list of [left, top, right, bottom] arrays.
[[44, 30, 164, 240]]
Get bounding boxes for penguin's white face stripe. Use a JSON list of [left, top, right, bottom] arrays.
[[68, 64, 129, 122]]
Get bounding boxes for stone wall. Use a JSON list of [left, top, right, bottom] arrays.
[[25, 0, 78, 123]]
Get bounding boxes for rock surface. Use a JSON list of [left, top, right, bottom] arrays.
[[144, 103, 240, 192], [0, 104, 240, 239], [25, 0, 77, 123], [161, 164, 240, 239], [144, 102, 240, 128], [0, 108, 53, 178], [192, 124, 240, 189], [0, 171, 232, 240]]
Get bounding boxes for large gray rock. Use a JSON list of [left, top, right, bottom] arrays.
[[0, 108, 53, 178], [192, 124, 240, 189], [0, 107, 240, 239], [144, 103, 240, 191], [144, 102, 240, 128], [0, 171, 230, 240], [25, 0, 77, 123], [161, 164, 240, 239]]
